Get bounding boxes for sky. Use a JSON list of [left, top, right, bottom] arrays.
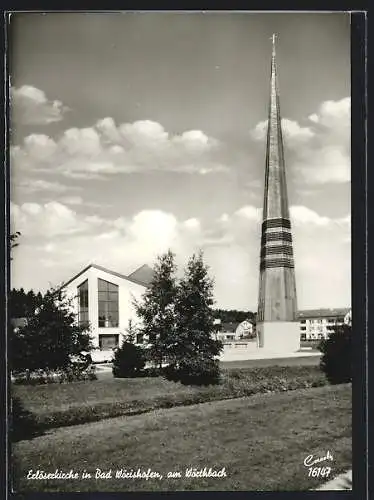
[[9, 12, 351, 310]]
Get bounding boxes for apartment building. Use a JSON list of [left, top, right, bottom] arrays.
[[297, 308, 351, 340]]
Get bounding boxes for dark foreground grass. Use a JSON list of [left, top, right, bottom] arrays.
[[12, 384, 351, 492], [13, 365, 327, 432]]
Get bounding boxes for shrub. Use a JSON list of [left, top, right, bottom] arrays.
[[59, 364, 97, 383], [165, 356, 221, 386], [319, 324, 352, 384], [112, 341, 146, 378], [141, 366, 163, 377], [12, 365, 97, 385]]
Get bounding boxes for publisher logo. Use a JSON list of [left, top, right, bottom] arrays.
[[303, 451, 334, 479]]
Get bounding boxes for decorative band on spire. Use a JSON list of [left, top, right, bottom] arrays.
[[262, 232, 293, 243], [260, 258, 295, 270], [260, 245, 294, 257], [261, 218, 291, 231]]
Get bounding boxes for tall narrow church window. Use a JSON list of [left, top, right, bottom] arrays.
[[98, 278, 119, 327], [78, 279, 89, 326]]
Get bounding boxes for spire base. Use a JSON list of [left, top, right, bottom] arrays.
[[256, 321, 300, 353]]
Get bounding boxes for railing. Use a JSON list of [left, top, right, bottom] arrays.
[[223, 341, 257, 349]]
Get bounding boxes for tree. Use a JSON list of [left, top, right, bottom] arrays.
[[112, 322, 146, 378], [124, 319, 137, 344], [319, 323, 352, 384], [166, 251, 223, 385], [134, 250, 177, 369], [9, 288, 44, 326], [213, 309, 255, 324], [112, 341, 146, 378], [11, 287, 93, 373]]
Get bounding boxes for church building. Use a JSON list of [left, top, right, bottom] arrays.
[[61, 263, 153, 357]]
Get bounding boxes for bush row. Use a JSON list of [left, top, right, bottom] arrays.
[[12, 366, 97, 385], [12, 365, 327, 440]]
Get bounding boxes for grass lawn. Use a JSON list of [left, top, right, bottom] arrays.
[[12, 384, 351, 492], [13, 365, 327, 431]]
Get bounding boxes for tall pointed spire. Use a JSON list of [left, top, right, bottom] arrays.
[[256, 35, 299, 353]]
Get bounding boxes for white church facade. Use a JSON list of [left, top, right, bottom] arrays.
[[62, 263, 153, 360]]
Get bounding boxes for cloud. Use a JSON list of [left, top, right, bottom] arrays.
[[251, 118, 314, 143], [234, 205, 261, 221], [290, 206, 331, 226], [11, 118, 228, 179], [15, 179, 79, 194], [183, 218, 201, 229], [293, 146, 350, 184], [10, 201, 105, 237], [173, 129, 218, 152], [282, 119, 315, 142], [219, 213, 230, 223], [58, 195, 113, 209], [296, 98, 350, 184], [308, 113, 319, 123], [233, 204, 350, 231], [127, 210, 179, 252], [11, 201, 350, 309], [309, 97, 351, 129], [251, 97, 351, 185], [231, 204, 350, 231], [337, 214, 351, 227], [11, 85, 69, 125]]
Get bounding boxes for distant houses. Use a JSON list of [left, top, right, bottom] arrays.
[[213, 319, 255, 342]]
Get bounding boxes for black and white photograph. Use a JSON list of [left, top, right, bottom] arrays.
[[8, 11, 354, 492]]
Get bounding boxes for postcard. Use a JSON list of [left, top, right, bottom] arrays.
[[7, 10, 361, 495]]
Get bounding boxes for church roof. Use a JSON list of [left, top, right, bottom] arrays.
[[62, 263, 154, 288], [127, 264, 155, 287]]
